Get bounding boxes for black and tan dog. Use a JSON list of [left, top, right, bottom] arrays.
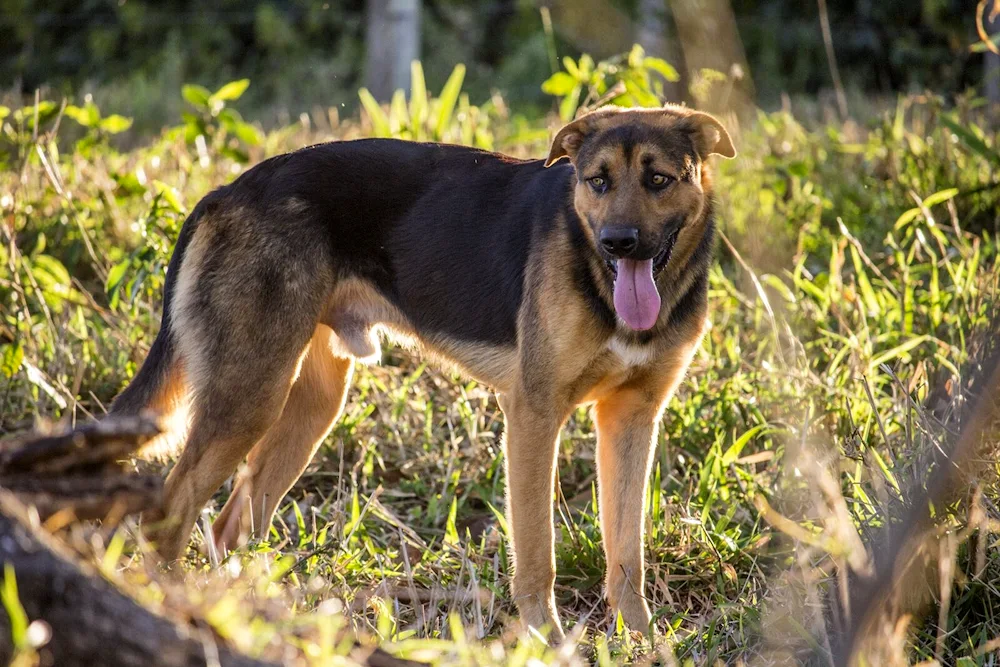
[[111, 104, 735, 638]]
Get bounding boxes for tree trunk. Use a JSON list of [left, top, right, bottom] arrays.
[[365, 0, 422, 101], [986, 3, 1000, 106], [669, 0, 755, 117], [635, 0, 683, 101]]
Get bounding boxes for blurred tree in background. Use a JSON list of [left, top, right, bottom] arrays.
[[0, 0, 986, 133]]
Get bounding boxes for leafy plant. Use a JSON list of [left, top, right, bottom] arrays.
[[358, 62, 496, 149], [2, 49, 1000, 666], [541, 43, 680, 120], [64, 98, 133, 154], [179, 78, 264, 163]]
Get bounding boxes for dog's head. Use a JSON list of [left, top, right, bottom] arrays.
[[545, 105, 735, 331]]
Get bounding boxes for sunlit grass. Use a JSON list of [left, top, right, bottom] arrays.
[[2, 66, 1000, 665]]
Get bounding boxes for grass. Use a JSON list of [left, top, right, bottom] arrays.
[[2, 64, 1000, 665]]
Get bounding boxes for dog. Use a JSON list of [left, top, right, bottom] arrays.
[[111, 103, 735, 639]]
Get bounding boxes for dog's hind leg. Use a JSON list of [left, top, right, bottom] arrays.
[[146, 339, 313, 561], [212, 325, 354, 553], [143, 206, 333, 561]]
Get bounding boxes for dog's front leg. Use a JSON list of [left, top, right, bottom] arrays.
[[593, 385, 664, 633], [497, 389, 566, 641]]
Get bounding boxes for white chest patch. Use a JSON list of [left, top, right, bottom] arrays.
[[607, 336, 656, 368]]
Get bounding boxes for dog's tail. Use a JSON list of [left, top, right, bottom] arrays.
[[109, 196, 213, 455]]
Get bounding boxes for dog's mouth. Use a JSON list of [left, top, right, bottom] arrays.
[[604, 228, 680, 279], [602, 228, 681, 332]]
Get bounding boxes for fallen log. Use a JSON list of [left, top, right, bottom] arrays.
[[0, 415, 163, 523], [0, 489, 277, 667], [0, 417, 425, 667]]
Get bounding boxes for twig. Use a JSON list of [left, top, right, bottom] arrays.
[[817, 0, 849, 119], [977, 0, 1000, 56]]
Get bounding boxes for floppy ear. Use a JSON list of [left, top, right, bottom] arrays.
[[685, 111, 737, 159], [544, 117, 591, 167]]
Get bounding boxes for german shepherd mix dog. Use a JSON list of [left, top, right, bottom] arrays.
[[111, 104, 735, 638]]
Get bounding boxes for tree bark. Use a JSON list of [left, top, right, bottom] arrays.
[[0, 418, 426, 667], [0, 491, 277, 667], [365, 0, 422, 101], [635, 0, 683, 101], [668, 0, 755, 117], [985, 2, 1000, 105]]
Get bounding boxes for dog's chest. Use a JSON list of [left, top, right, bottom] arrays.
[[606, 336, 656, 368]]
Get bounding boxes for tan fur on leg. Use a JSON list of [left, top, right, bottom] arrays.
[[593, 344, 701, 631], [498, 389, 568, 641], [213, 326, 354, 553]]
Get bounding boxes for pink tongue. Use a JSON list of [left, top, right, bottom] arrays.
[[613, 259, 661, 330]]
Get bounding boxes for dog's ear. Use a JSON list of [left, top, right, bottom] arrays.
[[683, 111, 737, 159], [545, 117, 592, 167]]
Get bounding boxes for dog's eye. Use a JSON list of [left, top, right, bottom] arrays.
[[649, 173, 673, 188], [588, 176, 606, 190]]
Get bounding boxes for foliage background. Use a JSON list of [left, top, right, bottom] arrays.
[[2, 1, 1000, 665], [0, 0, 985, 133]]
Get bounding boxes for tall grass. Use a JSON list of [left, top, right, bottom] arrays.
[[2, 57, 1000, 665]]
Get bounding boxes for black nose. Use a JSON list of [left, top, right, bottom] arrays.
[[599, 227, 640, 258]]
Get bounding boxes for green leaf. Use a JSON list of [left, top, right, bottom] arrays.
[[444, 496, 459, 546], [643, 56, 680, 82], [1, 342, 24, 379], [358, 88, 391, 138], [434, 64, 466, 140], [13, 101, 57, 127], [389, 89, 408, 135], [181, 84, 212, 110], [561, 56, 582, 80], [153, 180, 185, 213], [849, 246, 881, 316], [83, 102, 101, 126], [106, 259, 131, 306], [343, 486, 361, 539], [485, 501, 510, 540], [541, 71, 577, 96], [921, 187, 959, 209], [32, 254, 71, 288], [869, 335, 931, 370], [627, 43, 646, 69], [99, 114, 133, 134], [63, 105, 94, 127], [211, 78, 251, 103], [940, 114, 1000, 168], [218, 110, 262, 145], [409, 60, 428, 137], [893, 206, 922, 229], [101, 531, 126, 574], [232, 121, 262, 146], [1, 565, 28, 650], [721, 425, 770, 466], [292, 500, 306, 547], [623, 78, 659, 108], [559, 84, 582, 122]]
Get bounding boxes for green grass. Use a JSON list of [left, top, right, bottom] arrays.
[[3, 66, 1000, 665]]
